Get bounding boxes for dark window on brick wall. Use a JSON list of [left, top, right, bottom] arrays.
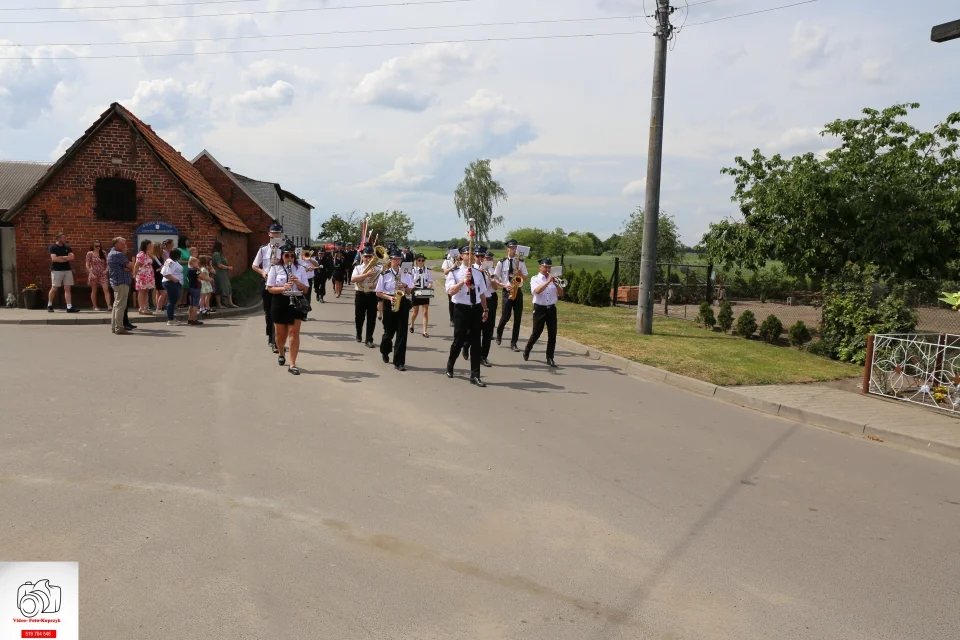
[[94, 177, 137, 221]]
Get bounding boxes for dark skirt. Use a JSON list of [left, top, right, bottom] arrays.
[[271, 294, 307, 325], [412, 296, 430, 307]]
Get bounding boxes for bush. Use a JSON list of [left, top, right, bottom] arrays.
[[696, 302, 716, 329], [584, 270, 611, 307], [717, 301, 734, 332], [820, 264, 918, 364], [806, 338, 833, 357], [230, 269, 263, 306], [788, 320, 812, 348], [758, 314, 784, 343], [735, 310, 757, 338], [563, 270, 578, 303]]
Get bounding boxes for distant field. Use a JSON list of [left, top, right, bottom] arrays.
[[412, 246, 446, 260], [562, 255, 616, 278]]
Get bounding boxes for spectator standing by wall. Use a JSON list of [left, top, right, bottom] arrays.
[[107, 237, 134, 335], [85, 240, 111, 311], [161, 248, 183, 326], [48, 232, 78, 313], [211, 241, 235, 308], [133, 239, 155, 315]]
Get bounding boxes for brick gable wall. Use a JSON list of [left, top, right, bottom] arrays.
[[193, 154, 273, 265], [12, 114, 248, 300]]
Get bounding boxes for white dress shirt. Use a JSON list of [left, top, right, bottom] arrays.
[[493, 256, 529, 287], [530, 273, 560, 306], [252, 244, 281, 273], [474, 262, 495, 299], [160, 259, 183, 284], [352, 263, 380, 292], [266, 263, 309, 295], [411, 266, 433, 289], [445, 265, 488, 305], [375, 268, 415, 296]]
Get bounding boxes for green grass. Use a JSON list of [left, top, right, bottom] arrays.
[[562, 255, 616, 279], [553, 302, 858, 386], [412, 246, 447, 260]]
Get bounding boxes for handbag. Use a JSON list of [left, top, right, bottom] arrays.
[[283, 264, 312, 313]]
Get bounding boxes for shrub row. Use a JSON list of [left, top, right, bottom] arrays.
[[696, 301, 813, 348], [564, 268, 611, 307]]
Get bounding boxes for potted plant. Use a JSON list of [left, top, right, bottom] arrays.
[[21, 283, 44, 309]]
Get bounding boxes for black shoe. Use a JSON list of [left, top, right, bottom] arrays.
[[124, 325, 136, 331], [481, 359, 492, 368], [496, 335, 502, 346], [511, 344, 520, 352], [445, 366, 454, 378], [289, 366, 300, 375], [462, 347, 469, 360], [395, 364, 406, 372], [267, 335, 272, 344], [470, 377, 486, 388], [382, 353, 389, 364], [278, 355, 286, 366], [410, 326, 414, 333], [47, 306, 54, 313], [547, 358, 557, 368], [522, 351, 530, 361], [316, 294, 321, 301], [66, 307, 80, 314], [366, 341, 375, 348], [356, 336, 362, 343], [271, 343, 279, 354]]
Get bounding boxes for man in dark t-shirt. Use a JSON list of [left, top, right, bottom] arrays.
[[48, 232, 78, 313]]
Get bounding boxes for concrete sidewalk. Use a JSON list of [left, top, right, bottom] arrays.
[[0, 301, 260, 325], [551, 334, 960, 461]]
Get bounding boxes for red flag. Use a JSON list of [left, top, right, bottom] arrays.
[[358, 219, 368, 251]]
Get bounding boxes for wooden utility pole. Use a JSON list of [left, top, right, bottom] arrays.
[[932, 19, 960, 43], [636, 0, 674, 335]]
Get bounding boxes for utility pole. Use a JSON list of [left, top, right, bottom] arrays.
[[636, 0, 673, 334], [932, 19, 960, 43]]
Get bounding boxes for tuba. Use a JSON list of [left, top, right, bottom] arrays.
[[362, 245, 388, 276]]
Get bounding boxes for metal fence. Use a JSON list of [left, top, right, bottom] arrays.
[[865, 333, 960, 415]]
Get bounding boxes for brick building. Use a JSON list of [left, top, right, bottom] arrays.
[[192, 150, 277, 263], [1, 103, 252, 303], [224, 168, 313, 247]]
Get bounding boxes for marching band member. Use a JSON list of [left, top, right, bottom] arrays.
[[409, 253, 434, 338], [312, 247, 331, 303], [523, 257, 564, 368], [252, 222, 284, 353], [445, 244, 489, 387], [494, 239, 529, 352], [350, 246, 380, 348], [461, 245, 493, 366], [441, 246, 459, 327], [480, 249, 499, 367], [300, 245, 318, 318], [266, 240, 310, 375], [375, 250, 414, 371]]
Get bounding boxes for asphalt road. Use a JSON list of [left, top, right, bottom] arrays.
[[1, 293, 959, 639]]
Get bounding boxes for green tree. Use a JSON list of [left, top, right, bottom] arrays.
[[364, 210, 415, 245], [454, 159, 508, 242], [319, 211, 362, 243], [583, 231, 604, 255], [543, 228, 569, 257], [508, 227, 548, 257], [602, 234, 621, 253], [700, 103, 960, 278], [617, 207, 683, 285]]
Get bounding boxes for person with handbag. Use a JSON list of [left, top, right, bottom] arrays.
[[408, 253, 434, 338], [266, 241, 310, 375]]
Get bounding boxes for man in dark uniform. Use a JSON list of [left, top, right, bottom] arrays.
[[252, 223, 283, 352], [445, 244, 489, 387], [479, 249, 499, 367], [494, 239, 529, 352], [351, 246, 380, 347]]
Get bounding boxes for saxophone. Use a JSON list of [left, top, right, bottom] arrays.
[[391, 269, 405, 312], [509, 259, 525, 301]]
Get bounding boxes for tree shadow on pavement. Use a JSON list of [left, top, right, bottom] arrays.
[[589, 423, 801, 639], [299, 370, 379, 383], [306, 332, 361, 342], [484, 379, 587, 394], [299, 349, 364, 362], [126, 329, 180, 337]]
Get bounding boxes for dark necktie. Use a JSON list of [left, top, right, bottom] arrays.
[[469, 269, 477, 305], [508, 258, 514, 277]]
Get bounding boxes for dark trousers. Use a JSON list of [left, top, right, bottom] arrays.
[[261, 282, 275, 344], [525, 304, 558, 359], [448, 295, 455, 323], [449, 303, 483, 377], [354, 291, 378, 342], [498, 291, 523, 345], [381, 298, 410, 365], [313, 275, 327, 299], [481, 292, 498, 359]]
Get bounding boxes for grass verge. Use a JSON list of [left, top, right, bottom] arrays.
[[413, 246, 447, 260], [553, 302, 858, 386]]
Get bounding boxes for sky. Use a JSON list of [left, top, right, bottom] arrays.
[[0, 0, 956, 245]]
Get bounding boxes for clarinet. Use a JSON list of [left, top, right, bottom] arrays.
[[283, 262, 301, 304]]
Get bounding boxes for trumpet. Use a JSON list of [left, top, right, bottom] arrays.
[[555, 277, 568, 288]]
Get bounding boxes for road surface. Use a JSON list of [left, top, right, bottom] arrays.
[[1, 293, 958, 639]]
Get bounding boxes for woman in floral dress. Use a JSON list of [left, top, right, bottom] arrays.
[[85, 240, 111, 311], [133, 239, 156, 314]]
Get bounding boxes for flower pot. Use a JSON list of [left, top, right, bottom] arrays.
[[21, 288, 43, 310]]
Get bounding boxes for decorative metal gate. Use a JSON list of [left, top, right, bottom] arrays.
[[866, 333, 960, 414]]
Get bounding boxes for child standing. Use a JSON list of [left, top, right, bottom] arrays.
[[198, 255, 214, 315], [187, 257, 205, 326]]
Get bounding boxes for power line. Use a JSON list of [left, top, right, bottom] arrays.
[[686, 0, 821, 27], [0, 14, 649, 48], [0, 30, 652, 59], [0, 0, 478, 24], [0, 0, 259, 10]]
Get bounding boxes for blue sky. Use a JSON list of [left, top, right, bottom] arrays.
[[0, 0, 956, 244]]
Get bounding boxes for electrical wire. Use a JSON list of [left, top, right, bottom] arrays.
[[0, 0, 479, 24], [0, 14, 648, 48], [685, 0, 821, 27], [0, 0, 260, 10]]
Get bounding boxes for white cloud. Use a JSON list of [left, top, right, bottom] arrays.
[[0, 42, 76, 129], [230, 80, 296, 111], [124, 79, 212, 129], [790, 21, 831, 68], [366, 89, 536, 191], [352, 44, 486, 112], [50, 137, 73, 160], [621, 179, 645, 198], [861, 57, 892, 85], [243, 60, 319, 87], [768, 127, 824, 150]]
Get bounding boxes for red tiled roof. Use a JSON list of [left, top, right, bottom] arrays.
[[115, 104, 251, 233]]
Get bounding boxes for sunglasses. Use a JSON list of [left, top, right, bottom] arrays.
[[282, 252, 296, 258]]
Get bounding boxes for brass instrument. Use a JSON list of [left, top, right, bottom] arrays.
[[391, 269, 405, 312], [301, 249, 314, 260], [359, 245, 388, 288], [509, 271, 525, 301], [555, 277, 568, 288]]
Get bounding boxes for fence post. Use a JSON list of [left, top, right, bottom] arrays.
[[664, 264, 671, 316], [612, 257, 619, 307], [861, 334, 875, 394], [934, 333, 947, 385], [706, 263, 713, 304]]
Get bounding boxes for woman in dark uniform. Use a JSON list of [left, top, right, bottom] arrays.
[[331, 250, 346, 298], [266, 241, 310, 375]]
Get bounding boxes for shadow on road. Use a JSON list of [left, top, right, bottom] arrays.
[[306, 332, 361, 342], [485, 379, 587, 394], [299, 369, 380, 383], [299, 349, 364, 362]]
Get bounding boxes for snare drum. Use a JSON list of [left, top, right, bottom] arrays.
[[413, 288, 435, 299]]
